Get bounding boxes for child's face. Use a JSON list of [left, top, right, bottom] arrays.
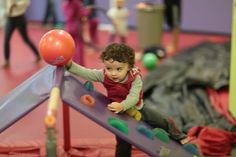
[[116, 0, 125, 8], [104, 59, 130, 82]]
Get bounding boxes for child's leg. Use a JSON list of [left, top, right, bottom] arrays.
[[140, 103, 187, 142], [140, 104, 199, 155], [109, 33, 116, 42], [115, 136, 132, 157], [71, 33, 84, 66], [164, 0, 181, 54], [89, 17, 99, 44], [17, 16, 41, 61], [4, 17, 15, 66], [120, 36, 126, 43]]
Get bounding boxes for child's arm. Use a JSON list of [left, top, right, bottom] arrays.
[[7, 0, 29, 16], [15, 0, 30, 8], [123, 8, 129, 19], [66, 61, 104, 82], [107, 7, 118, 26], [121, 75, 143, 110]]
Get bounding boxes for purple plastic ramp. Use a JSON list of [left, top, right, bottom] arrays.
[[0, 66, 57, 133], [61, 75, 193, 157]]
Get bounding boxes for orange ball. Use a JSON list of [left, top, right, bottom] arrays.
[[39, 29, 75, 66]]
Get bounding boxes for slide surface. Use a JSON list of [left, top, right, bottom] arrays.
[[0, 66, 55, 133], [61, 74, 193, 157]]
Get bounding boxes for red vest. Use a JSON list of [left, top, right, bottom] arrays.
[[103, 68, 143, 107]]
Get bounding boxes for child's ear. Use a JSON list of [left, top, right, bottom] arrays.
[[128, 65, 132, 70]]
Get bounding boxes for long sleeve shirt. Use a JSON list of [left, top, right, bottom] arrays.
[[107, 6, 129, 36], [67, 62, 144, 111], [6, 0, 29, 17], [63, 0, 89, 35]]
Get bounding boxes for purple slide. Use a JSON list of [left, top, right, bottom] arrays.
[[0, 66, 193, 156], [0, 66, 56, 133], [61, 74, 193, 157]]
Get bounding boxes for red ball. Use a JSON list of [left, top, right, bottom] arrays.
[[39, 29, 75, 66]]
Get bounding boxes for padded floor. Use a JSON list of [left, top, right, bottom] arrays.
[[0, 24, 230, 156]]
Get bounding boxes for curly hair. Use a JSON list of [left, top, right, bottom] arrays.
[[100, 43, 135, 68]]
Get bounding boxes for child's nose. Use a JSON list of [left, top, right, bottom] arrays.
[[111, 70, 117, 75]]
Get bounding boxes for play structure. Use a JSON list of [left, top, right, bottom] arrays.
[[0, 29, 196, 157], [0, 65, 195, 157]]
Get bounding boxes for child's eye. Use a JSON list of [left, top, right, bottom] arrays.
[[106, 67, 111, 71], [117, 68, 122, 71]]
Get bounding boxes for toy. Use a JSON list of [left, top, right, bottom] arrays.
[[142, 52, 158, 70], [80, 94, 95, 107], [136, 124, 154, 140], [39, 29, 75, 66], [107, 117, 128, 135], [152, 128, 170, 144], [83, 81, 94, 91]]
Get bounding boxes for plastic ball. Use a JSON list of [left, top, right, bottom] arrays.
[[142, 53, 158, 70], [39, 29, 75, 66]]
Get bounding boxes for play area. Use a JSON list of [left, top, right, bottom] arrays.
[[0, 0, 236, 157], [0, 29, 196, 157]]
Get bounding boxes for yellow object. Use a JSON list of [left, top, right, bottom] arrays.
[[48, 87, 60, 111], [45, 115, 56, 127], [126, 108, 142, 121], [229, 1, 236, 118]]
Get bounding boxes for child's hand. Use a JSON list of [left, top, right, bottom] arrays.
[[107, 102, 124, 114], [112, 19, 119, 26], [65, 60, 72, 70]]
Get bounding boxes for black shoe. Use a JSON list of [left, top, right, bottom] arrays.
[[35, 56, 41, 63], [2, 61, 10, 68]]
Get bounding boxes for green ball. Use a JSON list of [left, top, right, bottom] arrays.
[[142, 53, 158, 70]]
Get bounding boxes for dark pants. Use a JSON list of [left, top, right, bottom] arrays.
[[115, 103, 186, 157], [115, 136, 132, 157], [164, 0, 181, 29], [42, 0, 58, 25], [109, 34, 126, 43], [4, 15, 40, 62], [88, 17, 99, 44]]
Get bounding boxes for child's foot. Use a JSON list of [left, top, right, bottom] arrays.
[[2, 61, 10, 68], [180, 136, 196, 144], [54, 23, 64, 29], [165, 44, 177, 56], [42, 23, 51, 29], [134, 111, 142, 121], [35, 56, 41, 63]]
